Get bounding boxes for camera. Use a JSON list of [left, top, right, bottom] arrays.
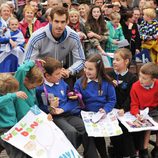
[[63, 3, 69, 8]]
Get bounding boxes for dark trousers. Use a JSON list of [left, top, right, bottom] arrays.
[[94, 137, 108, 158], [54, 115, 99, 158], [110, 123, 136, 158], [0, 128, 31, 158]]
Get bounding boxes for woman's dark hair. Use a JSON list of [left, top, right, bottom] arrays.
[[86, 5, 106, 34], [124, 10, 133, 22], [81, 54, 112, 90]]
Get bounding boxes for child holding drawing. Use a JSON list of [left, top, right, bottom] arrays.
[[36, 57, 99, 158], [74, 53, 116, 158], [130, 62, 158, 158], [0, 73, 30, 158], [108, 48, 138, 158]]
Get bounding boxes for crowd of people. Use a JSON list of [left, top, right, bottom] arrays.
[[0, 0, 158, 158]]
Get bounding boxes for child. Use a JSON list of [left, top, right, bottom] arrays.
[[14, 60, 43, 121], [130, 62, 158, 158], [0, 73, 30, 158], [85, 6, 110, 67], [105, 12, 125, 66], [36, 57, 99, 158], [74, 53, 116, 158], [68, 9, 87, 40], [108, 48, 138, 158], [0, 17, 25, 72], [139, 8, 158, 64]]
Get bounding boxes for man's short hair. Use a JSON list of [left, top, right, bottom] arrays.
[[50, 6, 69, 21]]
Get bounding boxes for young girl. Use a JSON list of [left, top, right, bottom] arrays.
[[85, 6, 110, 66], [36, 57, 99, 158], [0, 73, 29, 158], [139, 8, 158, 64], [74, 53, 116, 158], [14, 60, 43, 121], [105, 12, 125, 66], [108, 48, 139, 158], [0, 17, 25, 72]]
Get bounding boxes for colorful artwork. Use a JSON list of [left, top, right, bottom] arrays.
[[1, 110, 81, 158], [81, 111, 123, 137], [113, 108, 158, 132]]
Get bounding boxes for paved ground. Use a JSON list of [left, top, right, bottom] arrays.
[[0, 136, 156, 158]]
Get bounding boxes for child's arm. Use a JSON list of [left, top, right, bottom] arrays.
[[0, 92, 27, 109], [103, 83, 116, 113], [0, 93, 17, 109], [9, 39, 17, 48], [130, 86, 140, 116], [14, 60, 35, 85], [16, 91, 28, 99], [0, 36, 10, 44]]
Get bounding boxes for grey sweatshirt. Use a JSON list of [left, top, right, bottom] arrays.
[[25, 24, 85, 74]]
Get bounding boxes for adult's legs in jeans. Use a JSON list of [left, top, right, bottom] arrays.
[[94, 137, 108, 158], [0, 129, 30, 158]]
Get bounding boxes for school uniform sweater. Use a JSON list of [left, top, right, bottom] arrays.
[[74, 78, 116, 113], [108, 70, 137, 112], [14, 60, 37, 121], [0, 93, 17, 128], [130, 80, 158, 116], [25, 24, 85, 75], [36, 79, 80, 115]]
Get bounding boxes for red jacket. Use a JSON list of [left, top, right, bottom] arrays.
[[130, 80, 158, 116], [19, 19, 44, 43]]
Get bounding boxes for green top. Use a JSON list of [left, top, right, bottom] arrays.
[[0, 93, 17, 128], [14, 60, 37, 121]]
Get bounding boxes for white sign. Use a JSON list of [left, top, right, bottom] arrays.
[[1, 110, 81, 158], [81, 110, 122, 137]]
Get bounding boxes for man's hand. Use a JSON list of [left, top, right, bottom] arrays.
[[16, 91, 28, 99], [61, 68, 71, 78]]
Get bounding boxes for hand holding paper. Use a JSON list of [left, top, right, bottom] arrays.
[[91, 111, 105, 123], [140, 107, 149, 120], [118, 39, 129, 48]]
